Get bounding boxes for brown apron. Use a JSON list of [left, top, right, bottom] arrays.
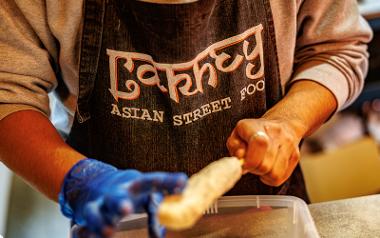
[[67, 0, 308, 200]]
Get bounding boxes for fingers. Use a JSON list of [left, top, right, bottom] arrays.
[[102, 191, 134, 222], [226, 129, 247, 158], [259, 145, 289, 186], [260, 145, 300, 187], [244, 131, 270, 172], [77, 172, 183, 238], [82, 199, 116, 238], [129, 172, 188, 195], [233, 119, 272, 172], [230, 119, 301, 187], [281, 149, 300, 183], [146, 193, 166, 238], [81, 195, 135, 237]]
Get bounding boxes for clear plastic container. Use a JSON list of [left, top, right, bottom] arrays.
[[115, 195, 320, 238]]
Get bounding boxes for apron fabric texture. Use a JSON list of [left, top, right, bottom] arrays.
[[67, 0, 308, 200]]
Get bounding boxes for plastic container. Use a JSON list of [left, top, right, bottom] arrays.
[[115, 195, 320, 238]]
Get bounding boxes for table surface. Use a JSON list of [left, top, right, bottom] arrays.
[[114, 195, 380, 237], [309, 195, 380, 238]]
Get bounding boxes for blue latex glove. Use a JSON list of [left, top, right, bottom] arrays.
[[58, 159, 187, 238]]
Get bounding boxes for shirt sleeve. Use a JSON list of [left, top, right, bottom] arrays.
[[0, 0, 58, 121], [290, 0, 373, 110]]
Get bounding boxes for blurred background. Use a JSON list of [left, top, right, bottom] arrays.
[[300, 0, 380, 203], [0, 0, 380, 237]]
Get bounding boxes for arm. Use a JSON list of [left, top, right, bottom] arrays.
[[0, 110, 187, 238], [0, 110, 84, 201], [227, 80, 336, 186], [0, 2, 80, 200], [0, 3, 187, 237], [291, 0, 372, 110], [227, 0, 371, 186]]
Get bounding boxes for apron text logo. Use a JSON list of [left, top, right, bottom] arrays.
[[110, 96, 232, 126], [173, 97, 232, 126], [110, 105, 164, 123], [107, 24, 264, 103], [240, 81, 265, 101]]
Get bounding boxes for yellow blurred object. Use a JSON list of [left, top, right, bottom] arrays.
[[300, 137, 380, 203]]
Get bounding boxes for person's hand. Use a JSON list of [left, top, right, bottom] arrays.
[[226, 118, 303, 186], [58, 159, 187, 238]]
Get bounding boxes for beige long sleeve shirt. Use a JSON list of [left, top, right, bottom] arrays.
[[0, 0, 372, 134]]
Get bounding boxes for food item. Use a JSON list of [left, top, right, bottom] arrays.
[[158, 157, 243, 230]]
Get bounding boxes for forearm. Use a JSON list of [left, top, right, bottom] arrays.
[[0, 110, 85, 201], [296, 0, 371, 108], [263, 80, 337, 138]]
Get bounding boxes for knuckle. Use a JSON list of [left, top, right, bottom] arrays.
[[260, 163, 270, 172], [283, 135, 292, 144], [226, 137, 242, 153], [268, 173, 288, 187], [236, 120, 247, 129], [249, 134, 269, 149], [257, 163, 271, 175], [270, 124, 281, 134], [235, 147, 246, 158], [244, 160, 260, 171], [276, 125, 283, 133], [254, 134, 269, 146]]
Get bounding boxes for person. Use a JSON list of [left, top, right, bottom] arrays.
[[0, 0, 372, 237]]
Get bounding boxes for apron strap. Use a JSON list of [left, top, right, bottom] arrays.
[[76, 0, 106, 123]]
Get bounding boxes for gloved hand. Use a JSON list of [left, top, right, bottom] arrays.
[[58, 159, 188, 238]]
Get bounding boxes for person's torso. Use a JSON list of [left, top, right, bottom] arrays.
[[66, 0, 306, 197], [47, 0, 301, 137]]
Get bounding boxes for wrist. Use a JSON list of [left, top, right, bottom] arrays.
[[262, 109, 308, 140], [58, 158, 118, 220], [263, 80, 337, 139]]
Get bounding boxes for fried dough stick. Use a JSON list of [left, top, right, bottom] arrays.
[[158, 157, 243, 230]]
